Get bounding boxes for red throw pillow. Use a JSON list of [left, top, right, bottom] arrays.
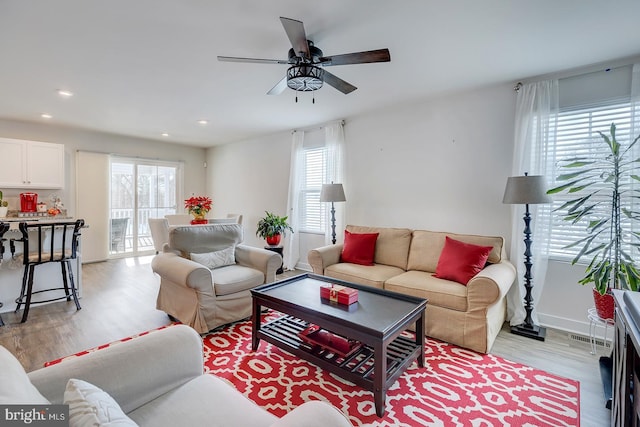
[[434, 237, 493, 285], [341, 230, 379, 266]]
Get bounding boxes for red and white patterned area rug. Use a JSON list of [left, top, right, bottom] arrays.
[[203, 312, 580, 427]]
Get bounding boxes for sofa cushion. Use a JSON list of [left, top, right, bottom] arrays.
[[324, 263, 405, 289], [212, 265, 264, 296], [0, 346, 50, 404], [434, 237, 493, 285], [169, 224, 243, 258], [346, 225, 412, 270], [341, 230, 378, 265], [385, 270, 469, 312], [65, 379, 138, 427], [128, 374, 277, 427], [191, 246, 236, 269], [407, 230, 504, 272]]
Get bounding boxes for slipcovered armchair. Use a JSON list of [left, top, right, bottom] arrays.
[[151, 224, 282, 333]]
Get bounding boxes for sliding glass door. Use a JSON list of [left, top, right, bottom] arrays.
[[110, 158, 182, 256]]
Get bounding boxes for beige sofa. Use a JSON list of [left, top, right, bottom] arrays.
[[1, 324, 352, 426], [308, 225, 516, 353]]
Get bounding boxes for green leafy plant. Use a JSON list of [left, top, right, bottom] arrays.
[[547, 123, 640, 295], [256, 211, 293, 239], [0, 191, 7, 208]]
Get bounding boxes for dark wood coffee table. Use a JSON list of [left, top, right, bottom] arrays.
[[251, 273, 427, 417]]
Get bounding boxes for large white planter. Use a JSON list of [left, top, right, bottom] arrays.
[[0, 206, 7, 218]]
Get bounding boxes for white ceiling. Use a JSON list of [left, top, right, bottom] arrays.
[[2, 1, 640, 147]]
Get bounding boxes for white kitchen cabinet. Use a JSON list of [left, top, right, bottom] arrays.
[[0, 138, 64, 188]]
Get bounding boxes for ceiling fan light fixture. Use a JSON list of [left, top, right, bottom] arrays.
[[287, 65, 324, 91]]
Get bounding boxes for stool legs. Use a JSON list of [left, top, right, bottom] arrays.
[[15, 262, 81, 323], [20, 265, 36, 323], [62, 260, 81, 310]]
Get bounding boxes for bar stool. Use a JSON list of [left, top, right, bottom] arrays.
[[11, 219, 84, 323], [0, 221, 9, 326]]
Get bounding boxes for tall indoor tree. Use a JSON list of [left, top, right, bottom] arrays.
[[548, 123, 640, 302]]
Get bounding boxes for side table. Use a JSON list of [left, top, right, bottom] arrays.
[[588, 307, 613, 355], [264, 246, 284, 274]]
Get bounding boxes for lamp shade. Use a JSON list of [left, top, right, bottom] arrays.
[[502, 175, 552, 205], [320, 183, 346, 203]]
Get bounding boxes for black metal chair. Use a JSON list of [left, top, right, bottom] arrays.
[[11, 219, 84, 323], [0, 221, 9, 326]]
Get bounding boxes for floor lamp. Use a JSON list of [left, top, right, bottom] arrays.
[[502, 173, 551, 341], [320, 183, 346, 245]]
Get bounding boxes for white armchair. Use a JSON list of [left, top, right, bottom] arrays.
[[151, 224, 282, 333]]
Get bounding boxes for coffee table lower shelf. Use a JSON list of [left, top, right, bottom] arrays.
[[258, 314, 420, 391]]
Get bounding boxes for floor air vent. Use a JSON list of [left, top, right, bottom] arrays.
[[569, 333, 611, 349]]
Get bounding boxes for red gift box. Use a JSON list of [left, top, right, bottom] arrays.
[[320, 284, 358, 305]]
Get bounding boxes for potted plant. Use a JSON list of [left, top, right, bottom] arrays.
[[547, 123, 640, 320], [0, 191, 8, 217], [256, 211, 293, 246], [185, 196, 212, 224]]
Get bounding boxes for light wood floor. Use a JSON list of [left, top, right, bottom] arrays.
[[0, 256, 609, 425]]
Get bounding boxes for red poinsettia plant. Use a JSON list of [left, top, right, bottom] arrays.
[[184, 196, 212, 217]]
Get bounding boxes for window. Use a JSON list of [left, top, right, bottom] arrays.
[[299, 146, 327, 232], [110, 157, 181, 255], [546, 99, 637, 262]]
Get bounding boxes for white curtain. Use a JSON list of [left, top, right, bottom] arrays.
[[324, 120, 346, 245], [283, 130, 305, 270], [507, 80, 558, 326]]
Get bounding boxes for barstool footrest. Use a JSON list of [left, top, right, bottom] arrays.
[[15, 287, 81, 306]]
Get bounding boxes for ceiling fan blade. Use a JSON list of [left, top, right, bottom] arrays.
[[267, 77, 288, 95], [323, 71, 357, 94], [280, 17, 310, 59], [217, 56, 289, 65], [319, 48, 391, 66]]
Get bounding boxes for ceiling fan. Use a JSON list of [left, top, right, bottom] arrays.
[[217, 17, 391, 99]]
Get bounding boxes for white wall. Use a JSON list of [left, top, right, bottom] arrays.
[[206, 131, 292, 248], [205, 81, 606, 337], [0, 118, 207, 214]]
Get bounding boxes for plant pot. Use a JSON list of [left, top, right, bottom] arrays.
[[266, 234, 282, 246], [0, 206, 7, 218], [190, 213, 208, 225], [593, 288, 615, 321]]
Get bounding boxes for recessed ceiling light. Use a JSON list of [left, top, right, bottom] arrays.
[[41, 113, 52, 119], [161, 132, 169, 137], [57, 89, 74, 97], [197, 120, 208, 125]]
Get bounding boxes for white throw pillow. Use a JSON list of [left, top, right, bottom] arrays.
[[64, 379, 138, 427], [0, 346, 49, 404], [191, 246, 236, 269]]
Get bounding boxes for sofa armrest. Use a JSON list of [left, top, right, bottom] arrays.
[[466, 261, 517, 308], [27, 325, 203, 414], [308, 244, 343, 274], [235, 244, 281, 283], [151, 252, 213, 292], [269, 401, 352, 427]]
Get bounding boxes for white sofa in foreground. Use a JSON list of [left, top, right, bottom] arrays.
[[1, 324, 352, 427]]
